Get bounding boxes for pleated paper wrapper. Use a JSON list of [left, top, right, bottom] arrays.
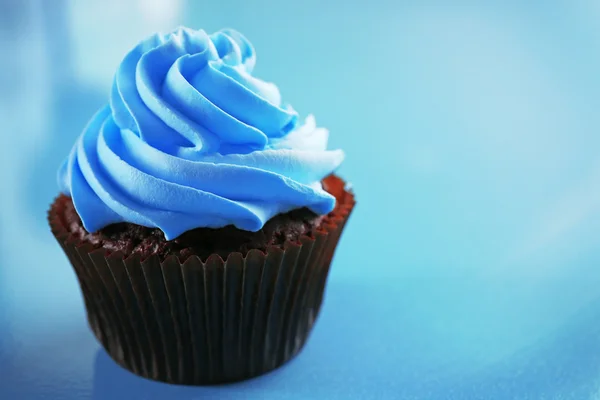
[[48, 184, 355, 385]]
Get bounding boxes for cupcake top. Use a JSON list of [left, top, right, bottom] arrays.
[[58, 27, 343, 240]]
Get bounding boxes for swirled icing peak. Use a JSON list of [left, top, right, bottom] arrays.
[[58, 27, 344, 240]]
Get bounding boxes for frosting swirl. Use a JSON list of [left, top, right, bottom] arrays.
[[58, 27, 344, 240]]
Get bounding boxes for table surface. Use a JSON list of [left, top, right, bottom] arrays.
[[2, 1, 600, 399]]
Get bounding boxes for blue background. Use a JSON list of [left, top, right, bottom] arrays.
[[1, 0, 600, 399]]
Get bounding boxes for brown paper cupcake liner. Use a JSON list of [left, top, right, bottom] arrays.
[[49, 182, 355, 385]]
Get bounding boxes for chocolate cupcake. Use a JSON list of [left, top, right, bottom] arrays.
[[49, 27, 354, 384]]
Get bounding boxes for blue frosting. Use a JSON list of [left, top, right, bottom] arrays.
[[58, 27, 344, 240]]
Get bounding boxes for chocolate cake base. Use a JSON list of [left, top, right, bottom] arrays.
[[49, 175, 355, 385]]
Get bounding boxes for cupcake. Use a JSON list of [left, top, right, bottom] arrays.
[[49, 27, 355, 384]]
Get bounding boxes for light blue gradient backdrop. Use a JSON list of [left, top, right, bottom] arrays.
[[1, 1, 600, 399]]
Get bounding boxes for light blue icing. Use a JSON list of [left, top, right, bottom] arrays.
[[58, 27, 344, 240]]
